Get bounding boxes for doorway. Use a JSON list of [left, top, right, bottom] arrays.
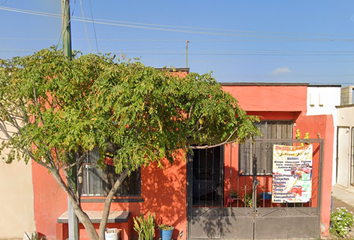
[[187, 146, 224, 239]]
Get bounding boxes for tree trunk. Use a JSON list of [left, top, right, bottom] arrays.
[[98, 168, 129, 240], [50, 168, 99, 240]]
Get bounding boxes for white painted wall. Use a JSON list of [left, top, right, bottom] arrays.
[[307, 86, 341, 185]]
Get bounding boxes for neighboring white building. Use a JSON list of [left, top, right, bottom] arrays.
[[307, 85, 341, 185], [336, 85, 354, 189]]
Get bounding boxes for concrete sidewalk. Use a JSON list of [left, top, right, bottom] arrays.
[[332, 184, 354, 208]]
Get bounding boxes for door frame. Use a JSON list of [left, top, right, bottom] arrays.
[[187, 146, 224, 240]]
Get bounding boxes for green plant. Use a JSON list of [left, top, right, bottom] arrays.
[[244, 192, 253, 208], [159, 224, 174, 230], [230, 190, 238, 197], [133, 212, 155, 240], [24, 232, 46, 240], [330, 207, 354, 238], [296, 129, 310, 146], [0, 48, 260, 240]]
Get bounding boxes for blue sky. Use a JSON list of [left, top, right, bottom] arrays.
[[1, 0, 354, 86]]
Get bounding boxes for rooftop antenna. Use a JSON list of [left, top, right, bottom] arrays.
[[186, 40, 190, 68]]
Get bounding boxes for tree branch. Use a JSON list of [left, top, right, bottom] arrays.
[[63, 167, 78, 203], [64, 151, 87, 170], [98, 168, 130, 240], [184, 103, 194, 133], [190, 128, 239, 149], [190, 114, 203, 133], [32, 83, 46, 126], [0, 122, 12, 140], [50, 167, 98, 240]]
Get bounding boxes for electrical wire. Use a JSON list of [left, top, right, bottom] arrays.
[[88, 0, 99, 53], [86, 50, 354, 56], [0, 6, 353, 86], [0, 49, 37, 52], [79, 0, 91, 52], [1, 6, 354, 42], [71, 0, 76, 16], [55, 28, 63, 50], [0, 0, 8, 6]]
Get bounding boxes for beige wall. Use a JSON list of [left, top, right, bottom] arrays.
[[0, 151, 35, 238], [336, 105, 354, 188], [337, 105, 354, 127]]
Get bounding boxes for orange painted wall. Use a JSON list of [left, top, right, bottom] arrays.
[[32, 84, 333, 239], [296, 114, 334, 235], [78, 155, 187, 240], [32, 161, 67, 239], [222, 85, 308, 112], [32, 154, 187, 240], [223, 114, 333, 236], [222, 85, 332, 236], [223, 84, 309, 206], [224, 143, 273, 205]]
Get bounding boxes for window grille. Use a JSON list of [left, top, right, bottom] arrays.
[[239, 121, 293, 175], [82, 148, 141, 196]]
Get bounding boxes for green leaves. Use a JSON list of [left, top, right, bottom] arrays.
[[0, 48, 260, 174], [133, 212, 155, 240], [331, 207, 354, 238]]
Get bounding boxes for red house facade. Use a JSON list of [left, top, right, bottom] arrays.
[[31, 83, 334, 240]]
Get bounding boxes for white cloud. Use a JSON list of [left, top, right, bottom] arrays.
[[272, 67, 292, 75]]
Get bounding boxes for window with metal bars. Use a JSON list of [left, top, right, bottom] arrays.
[[239, 121, 293, 175], [82, 148, 141, 196]]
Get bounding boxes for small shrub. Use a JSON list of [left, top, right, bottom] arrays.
[[133, 212, 155, 240], [159, 224, 174, 230], [330, 207, 354, 238], [244, 193, 253, 208]]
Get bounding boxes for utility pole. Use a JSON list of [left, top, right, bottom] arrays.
[[61, 1, 78, 240], [62, 0, 72, 59]]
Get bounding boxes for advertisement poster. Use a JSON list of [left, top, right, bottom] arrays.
[[272, 144, 313, 203]]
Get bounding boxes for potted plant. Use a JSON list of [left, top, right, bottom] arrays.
[[230, 190, 238, 199], [133, 212, 155, 240], [159, 224, 174, 240]]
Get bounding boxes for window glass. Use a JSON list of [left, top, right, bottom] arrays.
[[82, 148, 141, 196]]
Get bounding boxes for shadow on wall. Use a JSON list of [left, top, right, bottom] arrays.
[[141, 152, 187, 240]]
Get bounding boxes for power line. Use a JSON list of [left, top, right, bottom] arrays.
[[0, 49, 37, 52], [88, 0, 99, 53], [85, 50, 354, 56], [79, 0, 91, 52], [1, 6, 354, 42], [0, 35, 354, 45], [4, 48, 354, 57], [0, 0, 8, 6]]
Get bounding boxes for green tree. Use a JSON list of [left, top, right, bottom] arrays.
[[0, 48, 260, 240]]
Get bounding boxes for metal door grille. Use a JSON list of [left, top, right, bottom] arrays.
[[187, 139, 324, 240], [188, 146, 224, 239]]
